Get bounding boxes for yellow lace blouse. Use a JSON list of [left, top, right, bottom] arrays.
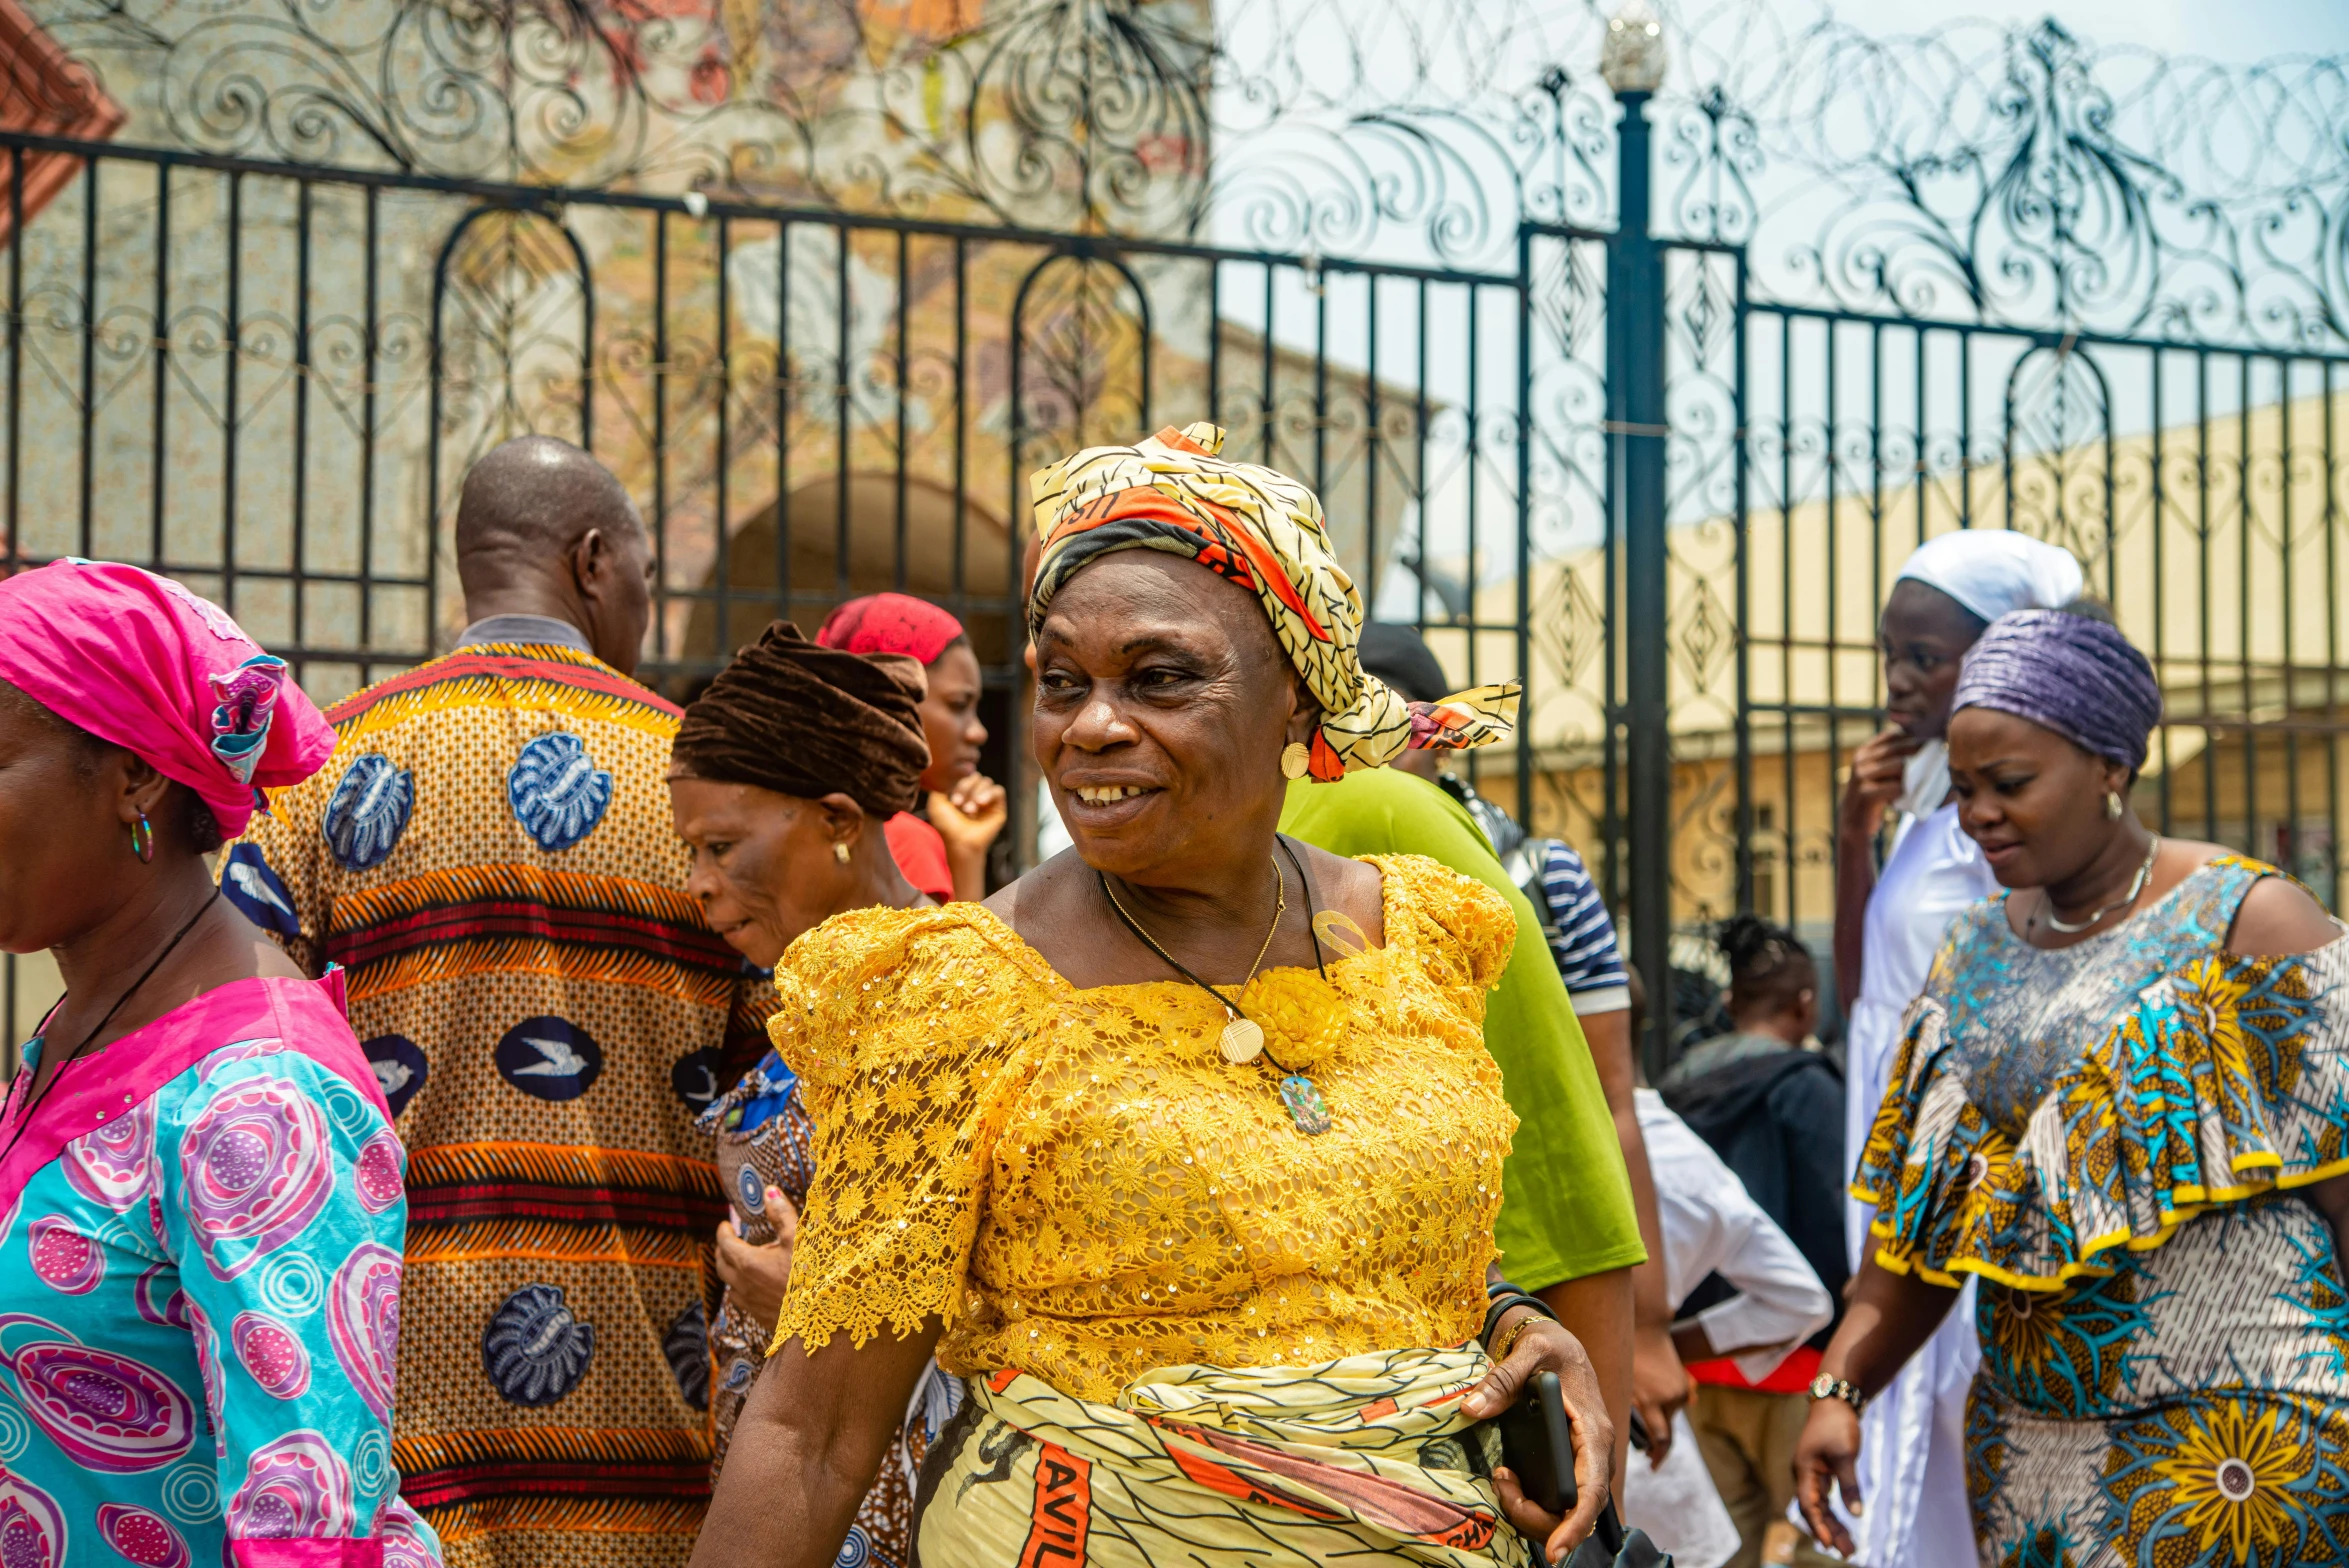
[[764, 853, 1521, 1402]]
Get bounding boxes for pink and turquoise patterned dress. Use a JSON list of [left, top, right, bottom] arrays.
[[1855, 856, 2349, 1567], [0, 972, 442, 1568]]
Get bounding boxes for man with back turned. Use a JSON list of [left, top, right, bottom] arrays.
[[222, 436, 764, 1567]]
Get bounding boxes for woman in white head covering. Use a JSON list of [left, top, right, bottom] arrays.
[[1823, 529, 2081, 1567]]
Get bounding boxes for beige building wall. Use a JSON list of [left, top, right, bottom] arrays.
[[1465, 388, 2349, 922]]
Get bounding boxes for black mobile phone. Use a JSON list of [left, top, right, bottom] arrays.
[[1496, 1369, 1577, 1516]]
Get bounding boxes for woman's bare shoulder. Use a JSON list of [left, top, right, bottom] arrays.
[[2228, 872, 2344, 958], [980, 847, 1088, 932], [1291, 840, 1386, 945]]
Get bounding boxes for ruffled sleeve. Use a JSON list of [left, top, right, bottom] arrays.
[[1368, 853, 1516, 1022], [765, 905, 1043, 1355], [1853, 934, 2349, 1291]]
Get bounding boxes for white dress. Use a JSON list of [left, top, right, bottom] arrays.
[[1837, 745, 1995, 1567]]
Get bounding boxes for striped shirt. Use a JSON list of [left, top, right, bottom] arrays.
[[1534, 840, 1631, 1015]]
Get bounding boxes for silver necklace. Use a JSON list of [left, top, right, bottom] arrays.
[[2036, 833, 2161, 935]]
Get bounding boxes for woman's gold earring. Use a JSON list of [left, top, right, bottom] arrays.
[[2105, 791, 2124, 821], [832, 840, 852, 865], [1280, 741, 1311, 781]]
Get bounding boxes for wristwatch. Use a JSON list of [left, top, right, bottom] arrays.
[[1808, 1373, 1865, 1414]]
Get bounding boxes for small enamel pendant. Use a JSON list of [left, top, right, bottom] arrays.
[[1279, 1073, 1332, 1135], [1219, 1016, 1266, 1064]]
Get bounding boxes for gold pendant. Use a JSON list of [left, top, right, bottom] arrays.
[[1219, 1016, 1266, 1064]]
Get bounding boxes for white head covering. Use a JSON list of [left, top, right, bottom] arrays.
[[1886, 531, 2085, 820], [1894, 531, 2083, 624]]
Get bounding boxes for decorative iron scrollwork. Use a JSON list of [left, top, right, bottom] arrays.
[[46, 0, 1217, 234], [33, 0, 2349, 348], [1753, 17, 2349, 346]]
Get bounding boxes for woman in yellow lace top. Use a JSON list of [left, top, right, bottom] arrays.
[[689, 425, 1616, 1568]]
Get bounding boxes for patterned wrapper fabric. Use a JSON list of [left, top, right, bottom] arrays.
[[761, 853, 1534, 1562], [1027, 423, 1519, 781], [1853, 856, 2349, 1568], [0, 974, 442, 1567], [918, 1354, 1529, 1567], [698, 1053, 961, 1568], [220, 642, 774, 1568]]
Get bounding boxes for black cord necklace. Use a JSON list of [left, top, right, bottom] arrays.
[[0, 887, 220, 1169], [1096, 835, 1334, 1135]]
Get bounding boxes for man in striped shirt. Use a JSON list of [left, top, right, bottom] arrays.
[[1533, 839, 1632, 1015]]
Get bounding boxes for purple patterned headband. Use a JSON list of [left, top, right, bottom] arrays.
[[1953, 609, 2161, 771]]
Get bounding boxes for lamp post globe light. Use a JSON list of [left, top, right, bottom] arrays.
[[1601, 0, 1668, 97]]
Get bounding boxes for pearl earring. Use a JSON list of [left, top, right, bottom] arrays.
[[2105, 791, 2123, 821]]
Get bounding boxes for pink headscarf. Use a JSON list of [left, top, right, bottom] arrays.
[[814, 592, 966, 666], [0, 560, 336, 838]]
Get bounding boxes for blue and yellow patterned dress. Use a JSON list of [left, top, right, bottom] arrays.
[[1854, 855, 2349, 1568]]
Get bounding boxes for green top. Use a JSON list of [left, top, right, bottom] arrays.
[[1281, 768, 1646, 1289]]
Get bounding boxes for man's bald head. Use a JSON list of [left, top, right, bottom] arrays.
[[456, 436, 642, 568], [455, 436, 654, 675]]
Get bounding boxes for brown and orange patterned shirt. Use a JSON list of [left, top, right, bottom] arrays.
[[223, 642, 766, 1568]]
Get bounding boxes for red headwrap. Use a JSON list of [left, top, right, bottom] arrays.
[[814, 593, 966, 666]]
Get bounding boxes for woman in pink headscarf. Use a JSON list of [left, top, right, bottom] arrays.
[[815, 593, 1007, 903], [0, 559, 442, 1567]]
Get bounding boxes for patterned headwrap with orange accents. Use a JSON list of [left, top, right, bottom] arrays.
[[1027, 422, 1519, 781]]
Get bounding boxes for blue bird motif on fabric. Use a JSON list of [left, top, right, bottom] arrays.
[[219, 843, 302, 938], [507, 731, 613, 853], [322, 753, 414, 872]]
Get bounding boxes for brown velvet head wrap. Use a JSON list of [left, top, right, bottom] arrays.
[[671, 621, 931, 817]]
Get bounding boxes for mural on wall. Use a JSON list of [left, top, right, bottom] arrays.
[[24, 0, 1211, 227], [2, 0, 1220, 671]]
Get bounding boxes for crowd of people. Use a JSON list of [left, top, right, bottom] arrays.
[[0, 420, 2343, 1568]]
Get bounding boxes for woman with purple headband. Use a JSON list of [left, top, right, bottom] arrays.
[[1793, 606, 2349, 1567]]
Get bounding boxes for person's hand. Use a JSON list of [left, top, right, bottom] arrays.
[[1794, 1392, 1864, 1557], [1630, 1324, 1691, 1468], [713, 1186, 799, 1336], [930, 775, 1008, 858], [1840, 727, 1920, 841], [1464, 1311, 1612, 1564]]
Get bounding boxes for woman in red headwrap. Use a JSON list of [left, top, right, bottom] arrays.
[[815, 593, 1006, 902]]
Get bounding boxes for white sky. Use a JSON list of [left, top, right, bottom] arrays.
[[1203, 0, 2349, 604], [1906, 0, 2349, 62]]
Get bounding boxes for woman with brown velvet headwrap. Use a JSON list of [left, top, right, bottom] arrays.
[[667, 620, 960, 1567]]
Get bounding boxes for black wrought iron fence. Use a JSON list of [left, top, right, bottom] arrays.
[[0, 127, 1546, 1062], [6, 18, 2349, 1077]]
